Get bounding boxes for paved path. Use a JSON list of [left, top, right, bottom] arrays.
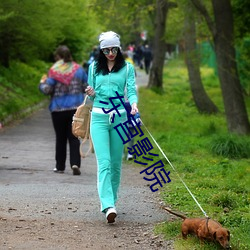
[[135, 68, 149, 88], [0, 71, 173, 249]]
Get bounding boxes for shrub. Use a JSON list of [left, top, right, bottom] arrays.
[[210, 135, 250, 159], [210, 191, 237, 209]]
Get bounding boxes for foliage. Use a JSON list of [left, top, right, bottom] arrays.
[[164, 2, 184, 44], [136, 58, 250, 249], [210, 134, 250, 159], [92, 0, 155, 46], [232, 0, 250, 39], [0, 60, 49, 122], [232, 0, 250, 95], [0, 0, 100, 66], [236, 37, 250, 95]]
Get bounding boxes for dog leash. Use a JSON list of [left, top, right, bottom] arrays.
[[140, 119, 209, 218]]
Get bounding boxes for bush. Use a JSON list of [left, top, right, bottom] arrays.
[[210, 192, 237, 209], [210, 135, 250, 159], [0, 60, 49, 123]]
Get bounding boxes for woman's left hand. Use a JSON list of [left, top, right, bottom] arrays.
[[131, 103, 138, 115]]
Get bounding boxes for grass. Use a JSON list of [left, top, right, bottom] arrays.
[[0, 60, 50, 124], [135, 58, 250, 249]]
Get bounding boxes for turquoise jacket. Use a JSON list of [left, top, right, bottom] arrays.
[[87, 62, 138, 110]]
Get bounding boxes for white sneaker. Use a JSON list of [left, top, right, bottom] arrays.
[[105, 207, 117, 223], [53, 168, 64, 173], [127, 153, 133, 160]]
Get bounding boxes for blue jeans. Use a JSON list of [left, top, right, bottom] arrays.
[[90, 110, 127, 212]]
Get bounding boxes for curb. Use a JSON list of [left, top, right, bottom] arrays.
[[0, 99, 48, 128]]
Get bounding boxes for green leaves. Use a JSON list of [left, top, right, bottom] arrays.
[[0, 0, 99, 66]]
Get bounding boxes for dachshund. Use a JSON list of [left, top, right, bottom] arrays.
[[162, 206, 231, 249]]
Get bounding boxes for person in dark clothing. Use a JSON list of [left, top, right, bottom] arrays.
[[87, 46, 99, 67], [143, 44, 152, 74], [39, 45, 88, 175], [134, 45, 144, 69]]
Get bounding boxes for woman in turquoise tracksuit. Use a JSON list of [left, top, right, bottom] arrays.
[[86, 31, 138, 223]]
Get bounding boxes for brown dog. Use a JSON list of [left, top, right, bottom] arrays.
[[162, 207, 231, 249]]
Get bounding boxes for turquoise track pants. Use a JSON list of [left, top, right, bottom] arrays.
[[90, 111, 127, 212]]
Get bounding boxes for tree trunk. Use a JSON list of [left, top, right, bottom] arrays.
[[147, 0, 169, 89], [191, 0, 250, 134], [212, 0, 250, 134], [184, 4, 218, 114]]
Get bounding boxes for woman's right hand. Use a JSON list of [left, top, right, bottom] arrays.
[[40, 74, 47, 83], [85, 86, 95, 97]]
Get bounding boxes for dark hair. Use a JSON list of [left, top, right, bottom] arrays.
[[95, 48, 126, 75], [54, 45, 73, 63]]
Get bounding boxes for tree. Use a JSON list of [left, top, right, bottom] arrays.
[[184, 1, 218, 114], [191, 0, 250, 134], [148, 0, 177, 89], [91, 0, 155, 48], [0, 0, 98, 66]]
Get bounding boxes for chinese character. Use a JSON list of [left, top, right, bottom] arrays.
[[140, 160, 171, 192], [114, 116, 144, 144], [127, 137, 155, 160], [99, 91, 127, 123], [143, 170, 171, 192]]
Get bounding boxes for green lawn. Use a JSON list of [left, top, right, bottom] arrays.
[[136, 58, 250, 250]]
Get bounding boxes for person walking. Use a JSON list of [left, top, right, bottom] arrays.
[[143, 44, 152, 74], [39, 45, 88, 175], [85, 31, 138, 223]]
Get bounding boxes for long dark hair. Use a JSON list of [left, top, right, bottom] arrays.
[[95, 48, 126, 75]]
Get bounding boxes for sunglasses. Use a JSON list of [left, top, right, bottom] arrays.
[[102, 47, 119, 55]]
